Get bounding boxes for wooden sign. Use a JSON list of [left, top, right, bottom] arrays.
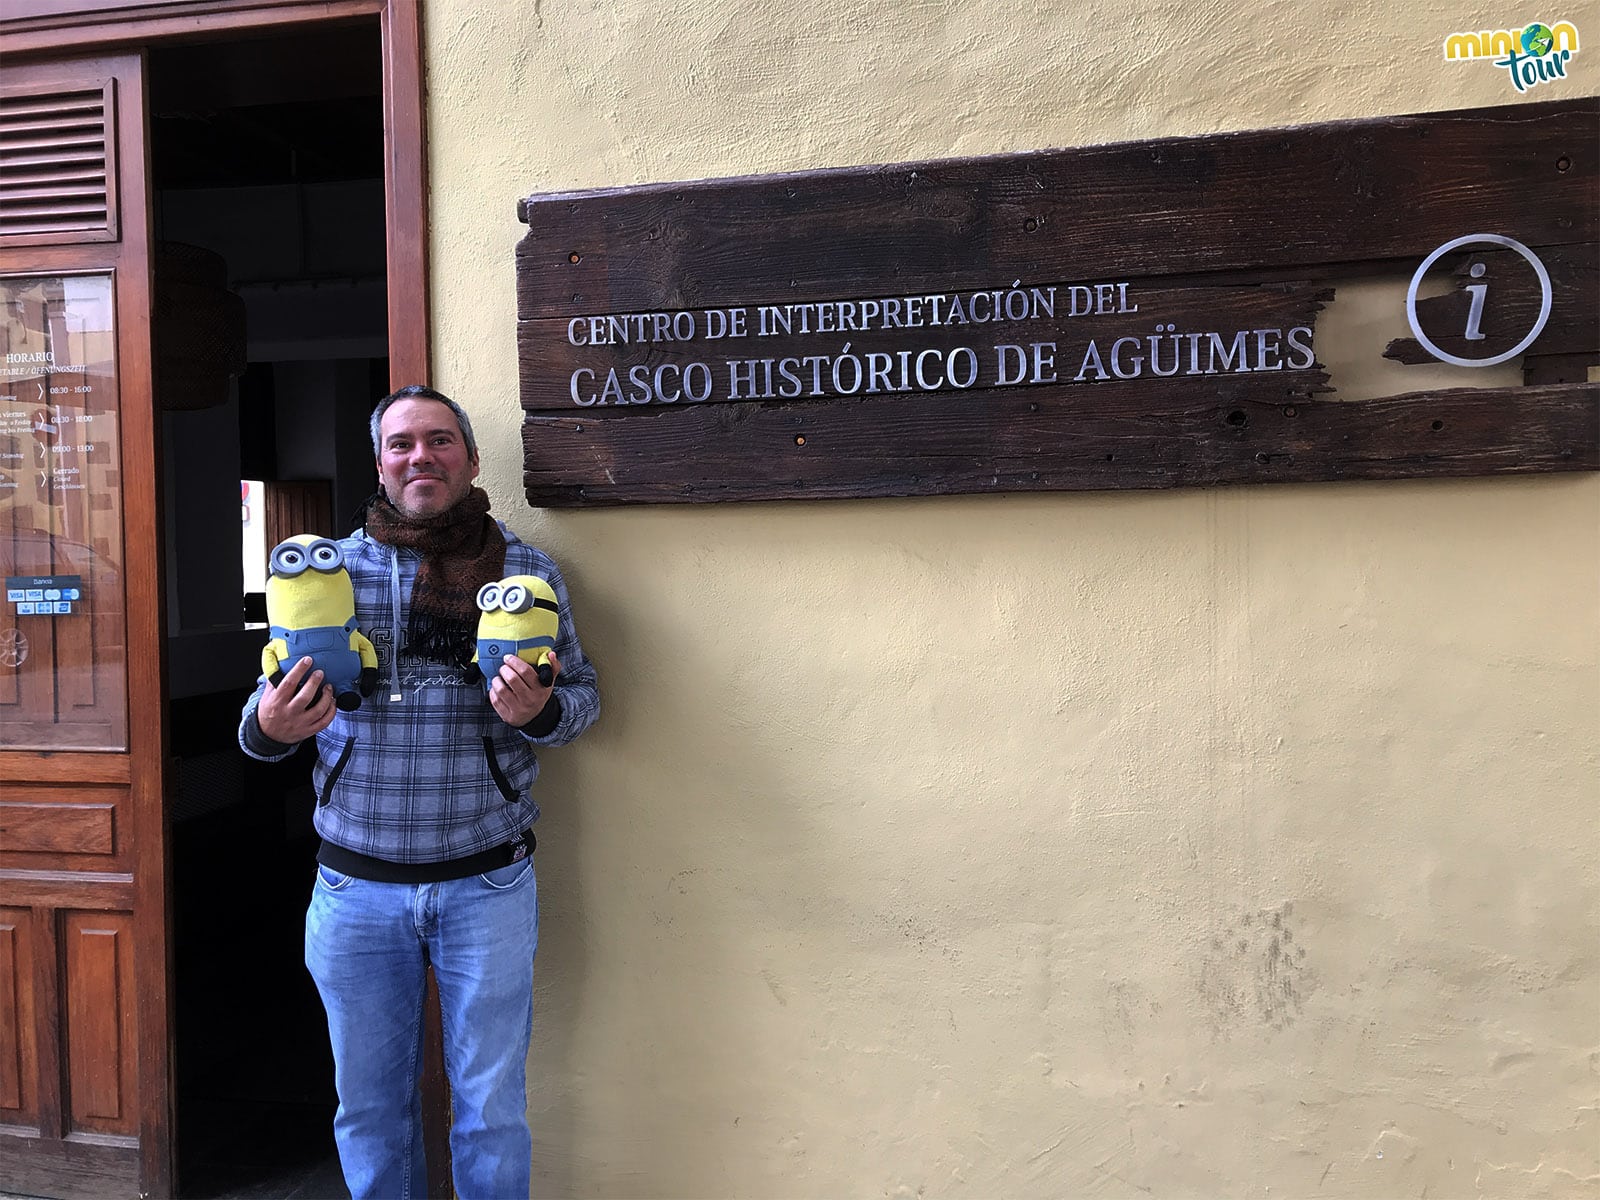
[[516, 99, 1597, 506]]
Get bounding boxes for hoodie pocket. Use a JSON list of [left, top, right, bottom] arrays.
[[481, 735, 522, 803], [318, 735, 356, 807]]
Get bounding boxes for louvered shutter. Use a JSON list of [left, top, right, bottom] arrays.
[[0, 80, 117, 244]]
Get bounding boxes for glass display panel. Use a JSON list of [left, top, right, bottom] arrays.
[[0, 274, 127, 751]]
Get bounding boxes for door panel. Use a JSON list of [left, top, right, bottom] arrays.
[[0, 907, 39, 1125], [0, 51, 165, 1200], [62, 911, 136, 1134], [0, 790, 124, 858]]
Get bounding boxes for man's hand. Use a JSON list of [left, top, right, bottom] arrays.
[[257, 656, 338, 744], [489, 652, 560, 728]]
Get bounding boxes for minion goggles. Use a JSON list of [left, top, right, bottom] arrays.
[[270, 538, 345, 578]]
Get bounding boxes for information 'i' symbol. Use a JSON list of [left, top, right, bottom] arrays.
[[1463, 262, 1488, 342], [1405, 234, 1552, 368]]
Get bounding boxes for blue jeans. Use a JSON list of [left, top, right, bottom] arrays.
[[305, 858, 539, 1200]]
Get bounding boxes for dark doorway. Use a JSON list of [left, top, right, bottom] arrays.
[[151, 23, 388, 1199]]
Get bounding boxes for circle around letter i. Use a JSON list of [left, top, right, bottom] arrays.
[[1404, 234, 1551, 368]]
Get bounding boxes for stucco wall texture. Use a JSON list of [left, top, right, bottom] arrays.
[[422, 3, 1598, 1196]]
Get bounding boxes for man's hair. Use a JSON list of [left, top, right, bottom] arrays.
[[370, 384, 479, 460]]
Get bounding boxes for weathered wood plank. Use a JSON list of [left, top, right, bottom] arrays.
[[522, 383, 1598, 506], [517, 99, 1598, 319], [1524, 353, 1595, 385]]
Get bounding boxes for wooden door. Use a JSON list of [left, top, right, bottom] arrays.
[[0, 6, 431, 1196], [262, 479, 335, 553], [0, 52, 171, 1199]]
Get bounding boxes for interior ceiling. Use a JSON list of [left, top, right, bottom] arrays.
[[150, 24, 384, 188]]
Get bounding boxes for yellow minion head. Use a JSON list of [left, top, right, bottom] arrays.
[[265, 535, 357, 631], [473, 574, 560, 687]]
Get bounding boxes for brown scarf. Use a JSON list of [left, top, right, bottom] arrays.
[[364, 486, 506, 664]]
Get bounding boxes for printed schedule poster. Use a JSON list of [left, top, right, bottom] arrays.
[[0, 274, 128, 751]]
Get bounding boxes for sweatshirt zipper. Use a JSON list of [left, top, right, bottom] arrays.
[[388, 545, 404, 703]]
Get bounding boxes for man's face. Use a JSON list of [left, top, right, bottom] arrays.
[[376, 398, 480, 519]]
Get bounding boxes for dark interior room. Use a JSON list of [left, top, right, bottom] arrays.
[[150, 22, 388, 1198]]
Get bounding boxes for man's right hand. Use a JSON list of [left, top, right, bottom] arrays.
[[257, 656, 338, 744]]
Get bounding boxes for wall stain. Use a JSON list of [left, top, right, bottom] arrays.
[[761, 969, 789, 1007], [1197, 901, 1314, 1035], [1100, 980, 1161, 1054]]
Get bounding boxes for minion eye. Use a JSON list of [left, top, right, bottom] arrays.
[[309, 540, 343, 571], [501, 585, 531, 613], [476, 582, 503, 612], [270, 542, 309, 577]]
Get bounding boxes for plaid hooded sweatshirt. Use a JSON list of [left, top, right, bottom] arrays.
[[238, 523, 600, 868]]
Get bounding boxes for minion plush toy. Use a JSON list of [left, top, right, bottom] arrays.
[[473, 575, 560, 690], [261, 535, 378, 711]]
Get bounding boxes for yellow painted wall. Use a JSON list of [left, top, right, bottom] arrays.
[[423, 3, 1598, 1195]]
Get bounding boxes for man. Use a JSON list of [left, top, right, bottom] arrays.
[[239, 384, 600, 1199]]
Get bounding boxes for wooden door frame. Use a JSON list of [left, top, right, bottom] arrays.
[[1, 4, 431, 1197], [0, 51, 156, 1200]]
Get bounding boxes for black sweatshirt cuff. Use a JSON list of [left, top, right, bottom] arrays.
[[242, 711, 297, 758], [517, 693, 563, 738]]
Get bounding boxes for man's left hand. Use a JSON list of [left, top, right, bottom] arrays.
[[489, 652, 560, 727]]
